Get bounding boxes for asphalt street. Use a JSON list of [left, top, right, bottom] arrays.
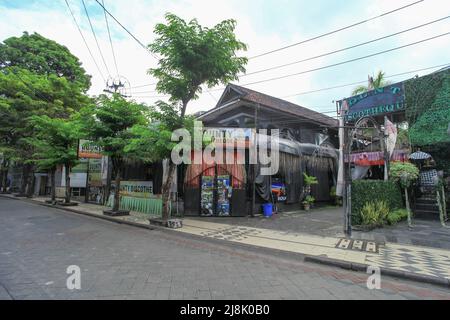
[[1, 197, 449, 300]]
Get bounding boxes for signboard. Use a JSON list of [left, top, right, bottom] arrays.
[[78, 139, 102, 159], [271, 181, 287, 202], [338, 81, 405, 122], [204, 127, 252, 143], [119, 181, 153, 198], [88, 159, 102, 187]]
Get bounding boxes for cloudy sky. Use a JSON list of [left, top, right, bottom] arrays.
[[1, 0, 449, 117]]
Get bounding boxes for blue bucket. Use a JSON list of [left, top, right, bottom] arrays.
[[262, 203, 273, 217]]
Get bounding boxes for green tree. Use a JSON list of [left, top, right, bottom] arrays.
[[26, 115, 83, 204], [82, 94, 148, 213], [352, 71, 392, 95], [148, 13, 247, 220], [389, 161, 420, 228], [0, 67, 89, 195], [0, 32, 91, 91], [0, 32, 91, 195]]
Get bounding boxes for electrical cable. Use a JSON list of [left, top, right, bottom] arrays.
[[81, 0, 111, 77], [101, 0, 119, 76], [249, 0, 424, 59], [64, 0, 106, 82], [242, 15, 450, 77]]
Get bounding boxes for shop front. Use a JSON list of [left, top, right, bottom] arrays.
[[184, 151, 247, 217]]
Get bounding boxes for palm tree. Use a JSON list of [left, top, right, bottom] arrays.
[[352, 71, 391, 95]]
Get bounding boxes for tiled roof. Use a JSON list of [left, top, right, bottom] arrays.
[[224, 83, 338, 127]]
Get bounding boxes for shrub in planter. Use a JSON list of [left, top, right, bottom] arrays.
[[351, 180, 403, 225], [360, 200, 389, 228], [387, 209, 408, 225]]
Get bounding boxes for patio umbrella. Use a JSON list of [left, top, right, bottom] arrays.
[[408, 151, 432, 160]]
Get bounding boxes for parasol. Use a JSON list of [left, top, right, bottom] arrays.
[[408, 151, 432, 160]]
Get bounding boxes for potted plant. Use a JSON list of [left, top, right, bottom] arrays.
[[330, 186, 342, 206], [302, 195, 315, 211], [303, 173, 318, 196]]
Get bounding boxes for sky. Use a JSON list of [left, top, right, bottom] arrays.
[[0, 0, 449, 117]]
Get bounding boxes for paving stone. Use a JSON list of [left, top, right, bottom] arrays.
[[1, 197, 450, 300]]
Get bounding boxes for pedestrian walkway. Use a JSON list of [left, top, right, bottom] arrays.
[[175, 219, 450, 283], [3, 194, 450, 286]]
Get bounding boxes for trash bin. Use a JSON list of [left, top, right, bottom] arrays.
[[262, 203, 273, 217]]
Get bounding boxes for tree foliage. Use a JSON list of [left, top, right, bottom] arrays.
[[389, 161, 419, 188], [147, 13, 248, 220], [26, 115, 82, 171], [0, 32, 91, 91], [148, 13, 247, 114], [352, 71, 391, 95], [81, 94, 148, 212], [83, 94, 148, 161]]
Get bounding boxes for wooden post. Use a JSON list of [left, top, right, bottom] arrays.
[[383, 116, 389, 181], [85, 158, 90, 203]]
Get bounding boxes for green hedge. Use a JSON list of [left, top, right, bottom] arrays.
[[351, 180, 404, 225]]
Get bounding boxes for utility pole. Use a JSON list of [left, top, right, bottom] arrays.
[[343, 123, 352, 237], [251, 103, 259, 218], [101, 76, 130, 205]]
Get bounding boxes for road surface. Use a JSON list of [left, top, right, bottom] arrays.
[[0, 197, 449, 300]]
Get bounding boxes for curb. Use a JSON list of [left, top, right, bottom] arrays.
[[0, 194, 157, 231], [304, 255, 450, 289], [3, 194, 450, 289]]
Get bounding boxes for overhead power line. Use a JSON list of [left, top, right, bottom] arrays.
[[243, 15, 450, 77], [280, 63, 450, 98], [93, 0, 159, 60], [102, 0, 119, 76], [130, 16, 449, 95], [239, 32, 450, 87], [81, 0, 111, 77], [129, 82, 157, 89], [129, 63, 449, 108], [64, 0, 106, 82], [249, 0, 424, 59]]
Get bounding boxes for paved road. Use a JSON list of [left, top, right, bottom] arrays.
[[1, 197, 449, 300]]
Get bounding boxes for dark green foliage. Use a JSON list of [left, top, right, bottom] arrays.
[[409, 71, 450, 146], [351, 180, 404, 225], [0, 32, 91, 91], [386, 209, 408, 225]]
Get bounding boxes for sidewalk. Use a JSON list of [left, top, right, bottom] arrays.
[[2, 194, 450, 287]]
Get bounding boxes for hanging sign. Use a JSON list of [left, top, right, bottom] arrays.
[[338, 81, 405, 122], [78, 139, 103, 159]]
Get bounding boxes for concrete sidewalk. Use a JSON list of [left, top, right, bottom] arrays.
[[3, 194, 450, 288]]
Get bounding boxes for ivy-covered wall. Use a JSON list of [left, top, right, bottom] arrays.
[[408, 69, 450, 146]]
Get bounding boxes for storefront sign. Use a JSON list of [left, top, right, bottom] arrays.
[[78, 139, 103, 159], [204, 127, 252, 143], [339, 81, 405, 122], [119, 181, 153, 198]]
